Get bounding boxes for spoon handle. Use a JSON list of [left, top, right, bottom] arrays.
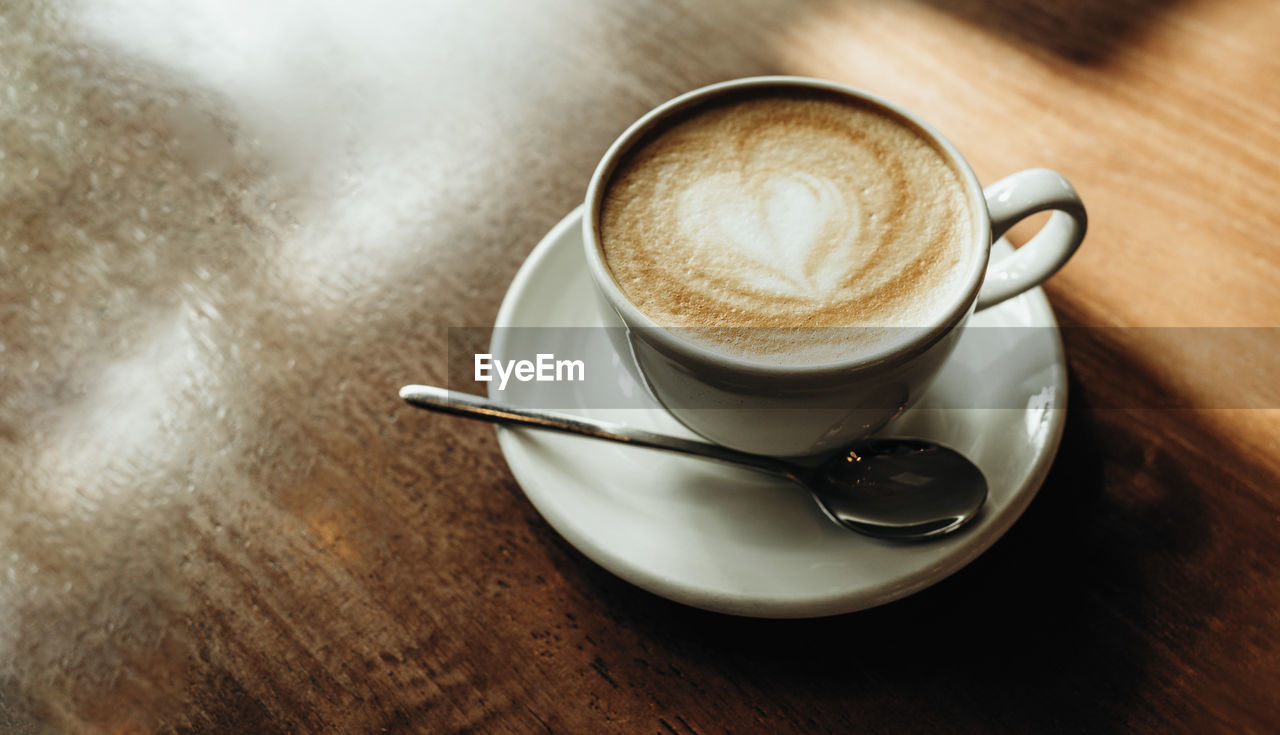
[[399, 385, 797, 480]]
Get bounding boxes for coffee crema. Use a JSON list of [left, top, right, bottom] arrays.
[[598, 89, 976, 364]]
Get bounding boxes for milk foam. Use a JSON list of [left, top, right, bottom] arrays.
[[677, 170, 857, 298], [599, 90, 974, 364]]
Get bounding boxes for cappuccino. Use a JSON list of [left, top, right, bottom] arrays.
[[598, 89, 975, 364]]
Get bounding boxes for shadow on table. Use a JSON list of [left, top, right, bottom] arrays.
[[905, 0, 1186, 65]]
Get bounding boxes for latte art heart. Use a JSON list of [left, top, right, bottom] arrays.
[[676, 171, 859, 299], [599, 89, 974, 364]]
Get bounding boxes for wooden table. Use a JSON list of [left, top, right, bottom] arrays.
[[3, 0, 1277, 731]]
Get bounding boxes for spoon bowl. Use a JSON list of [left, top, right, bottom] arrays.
[[801, 440, 987, 539], [399, 385, 987, 540]]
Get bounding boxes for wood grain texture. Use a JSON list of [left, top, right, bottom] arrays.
[[1, 0, 1276, 732]]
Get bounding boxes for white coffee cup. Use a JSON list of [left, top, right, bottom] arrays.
[[583, 77, 1086, 457]]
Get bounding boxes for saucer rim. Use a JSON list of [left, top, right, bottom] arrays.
[[490, 205, 1067, 618]]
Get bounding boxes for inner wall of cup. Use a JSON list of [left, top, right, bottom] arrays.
[[584, 77, 991, 374]]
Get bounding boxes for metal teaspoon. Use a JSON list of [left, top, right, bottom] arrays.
[[399, 385, 987, 540]]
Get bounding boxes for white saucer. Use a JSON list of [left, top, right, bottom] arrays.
[[491, 207, 1067, 618]]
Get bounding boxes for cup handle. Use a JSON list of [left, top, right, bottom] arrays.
[[976, 168, 1087, 311]]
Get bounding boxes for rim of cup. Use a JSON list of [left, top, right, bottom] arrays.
[[583, 75, 992, 385]]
